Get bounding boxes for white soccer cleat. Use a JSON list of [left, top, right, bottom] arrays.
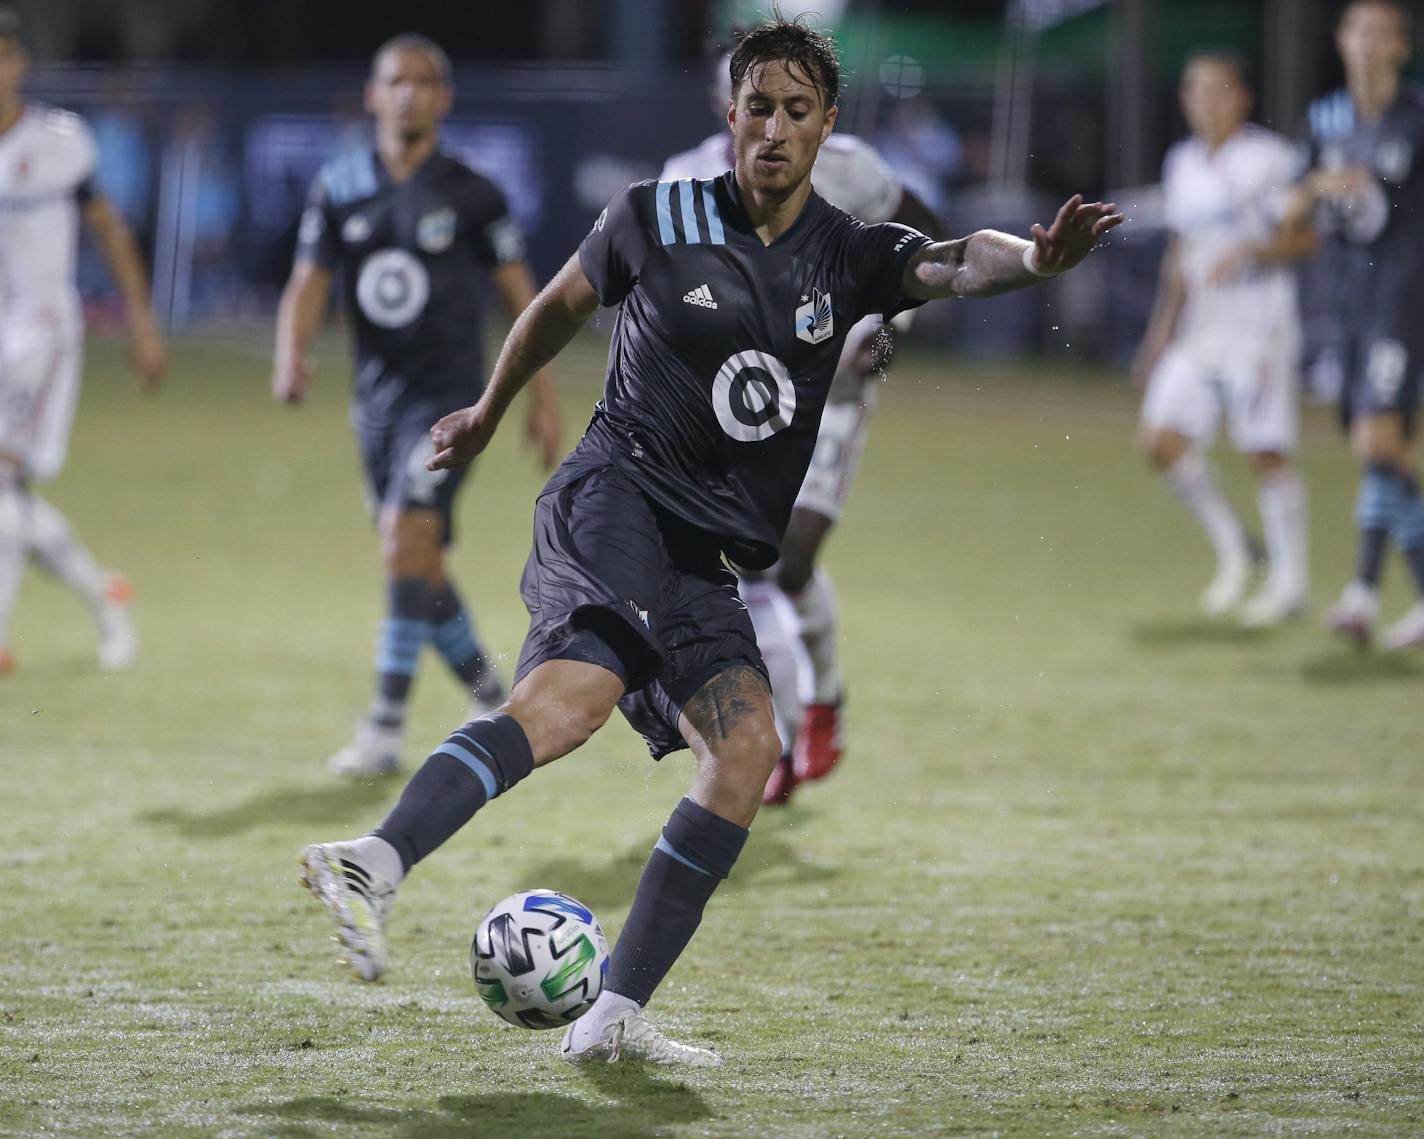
[[560, 1009, 723, 1068], [1199, 559, 1252, 618], [1379, 602, 1424, 652], [297, 841, 397, 982], [96, 575, 138, 670], [327, 722, 402, 777], [1323, 581, 1379, 647], [1237, 586, 1308, 629]]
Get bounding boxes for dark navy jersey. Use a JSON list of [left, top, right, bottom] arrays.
[[1300, 84, 1424, 345], [576, 171, 931, 569], [297, 148, 526, 409]]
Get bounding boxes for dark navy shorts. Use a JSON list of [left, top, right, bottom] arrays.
[[353, 398, 472, 546], [513, 458, 766, 759], [1323, 333, 1424, 437]]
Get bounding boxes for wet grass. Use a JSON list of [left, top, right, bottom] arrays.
[[1, 335, 1420, 1136]]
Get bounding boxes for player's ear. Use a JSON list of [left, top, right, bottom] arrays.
[[727, 98, 737, 133], [435, 84, 454, 117], [820, 103, 837, 143]]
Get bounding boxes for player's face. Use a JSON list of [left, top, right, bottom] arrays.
[[1337, 3, 1411, 83], [366, 48, 451, 142], [1179, 61, 1249, 145], [729, 60, 837, 196], [0, 37, 28, 106]]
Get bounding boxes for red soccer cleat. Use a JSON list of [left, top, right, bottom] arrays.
[[792, 701, 844, 781], [762, 754, 798, 806], [0, 647, 14, 675]]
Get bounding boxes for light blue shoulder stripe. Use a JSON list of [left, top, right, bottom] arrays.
[[700, 182, 725, 244], [678, 180, 701, 244], [655, 181, 677, 245], [321, 150, 378, 206]]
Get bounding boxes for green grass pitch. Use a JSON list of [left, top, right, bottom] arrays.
[[2, 332, 1421, 1137]]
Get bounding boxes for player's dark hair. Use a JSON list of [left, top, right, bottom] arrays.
[[729, 15, 841, 108], [1337, 0, 1414, 41], [0, 7, 20, 43], [372, 33, 452, 87], [1183, 48, 1253, 89]]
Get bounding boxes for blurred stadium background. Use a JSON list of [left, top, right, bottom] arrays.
[[7, 0, 1388, 361]]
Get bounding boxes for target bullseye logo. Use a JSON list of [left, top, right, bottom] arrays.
[[356, 248, 429, 329], [712, 350, 796, 442]]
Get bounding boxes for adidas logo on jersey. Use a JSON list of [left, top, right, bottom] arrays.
[[683, 284, 718, 309]]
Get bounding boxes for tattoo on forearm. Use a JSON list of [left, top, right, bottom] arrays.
[[685, 665, 770, 742]]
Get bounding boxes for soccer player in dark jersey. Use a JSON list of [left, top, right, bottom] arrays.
[[272, 35, 562, 775], [1289, 0, 1424, 650], [297, 19, 1120, 1065]]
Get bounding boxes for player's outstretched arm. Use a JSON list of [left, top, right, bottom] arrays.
[[82, 195, 167, 390], [491, 261, 563, 470], [903, 194, 1122, 300], [428, 252, 600, 472], [272, 260, 331, 405]]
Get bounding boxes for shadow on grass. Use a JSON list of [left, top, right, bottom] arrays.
[[1126, 619, 1269, 649], [238, 1075, 709, 1138], [516, 806, 837, 914], [138, 781, 394, 837], [1299, 649, 1424, 685]]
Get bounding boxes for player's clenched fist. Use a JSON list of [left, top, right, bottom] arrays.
[[428, 403, 496, 471]]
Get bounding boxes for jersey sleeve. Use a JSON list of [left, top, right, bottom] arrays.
[[56, 112, 100, 204], [295, 173, 341, 270], [845, 220, 932, 320], [578, 183, 656, 306], [469, 180, 528, 266]]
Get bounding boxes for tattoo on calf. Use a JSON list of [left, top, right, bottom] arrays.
[[685, 665, 770, 741]]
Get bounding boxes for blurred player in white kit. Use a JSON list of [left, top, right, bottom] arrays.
[[0, 8, 167, 673], [1132, 52, 1316, 626], [660, 51, 941, 803]]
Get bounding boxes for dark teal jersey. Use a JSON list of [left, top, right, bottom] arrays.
[[576, 172, 930, 569]]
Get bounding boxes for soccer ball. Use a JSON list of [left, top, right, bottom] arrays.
[[470, 889, 610, 1030]]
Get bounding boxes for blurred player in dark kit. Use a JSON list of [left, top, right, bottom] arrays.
[[273, 34, 561, 774]]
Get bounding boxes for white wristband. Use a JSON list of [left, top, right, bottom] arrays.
[[1023, 243, 1060, 278]]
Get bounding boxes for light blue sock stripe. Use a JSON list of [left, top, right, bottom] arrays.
[[655, 181, 676, 244], [383, 618, 430, 639], [654, 835, 714, 877], [375, 653, 419, 676], [1395, 494, 1424, 548], [434, 741, 498, 800], [678, 180, 700, 244], [700, 182, 724, 244], [1356, 471, 1403, 530], [432, 617, 478, 656]]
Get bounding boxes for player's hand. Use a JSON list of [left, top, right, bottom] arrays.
[[130, 326, 168, 392], [429, 402, 497, 471], [525, 391, 563, 471], [1307, 166, 1376, 202], [1028, 195, 1124, 276], [272, 357, 315, 405]]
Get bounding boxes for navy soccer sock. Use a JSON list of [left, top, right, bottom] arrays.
[[369, 579, 432, 732], [605, 797, 750, 1006], [372, 712, 534, 872], [429, 580, 504, 702], [1354, 464, 1404, 588], [1394, 471, 1424, 596]]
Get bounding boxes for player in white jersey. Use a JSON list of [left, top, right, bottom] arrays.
[[1132, 52, 1316, 626], [660, 58, 941, 803], [0, 9, 167, 673]]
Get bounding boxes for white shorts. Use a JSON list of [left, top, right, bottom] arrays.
[[0, 303, 83, 482], [1140, 333, 1300, 455], [795, 379, 877, 521]]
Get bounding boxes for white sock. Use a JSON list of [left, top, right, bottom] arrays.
[[739, 576, 808, 752], [0, 478, 25, 647], [790, 568, 842, 705], [1257, 467, 1308, 599], [1164, 451, 1250, 572], [349, 834, 405, 885], [567, 988, 640, 1050], [24, 492, 109, 618]]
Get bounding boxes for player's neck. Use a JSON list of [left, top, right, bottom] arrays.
[[0, 98, 23, 139], [376, 129, 437, 182], [1348, 71, 1400, 121], [733, 169, 815, 245]]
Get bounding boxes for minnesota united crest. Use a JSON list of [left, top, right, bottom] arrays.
[[416, 207, 457, 253], [795, 288, 833, 345]]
